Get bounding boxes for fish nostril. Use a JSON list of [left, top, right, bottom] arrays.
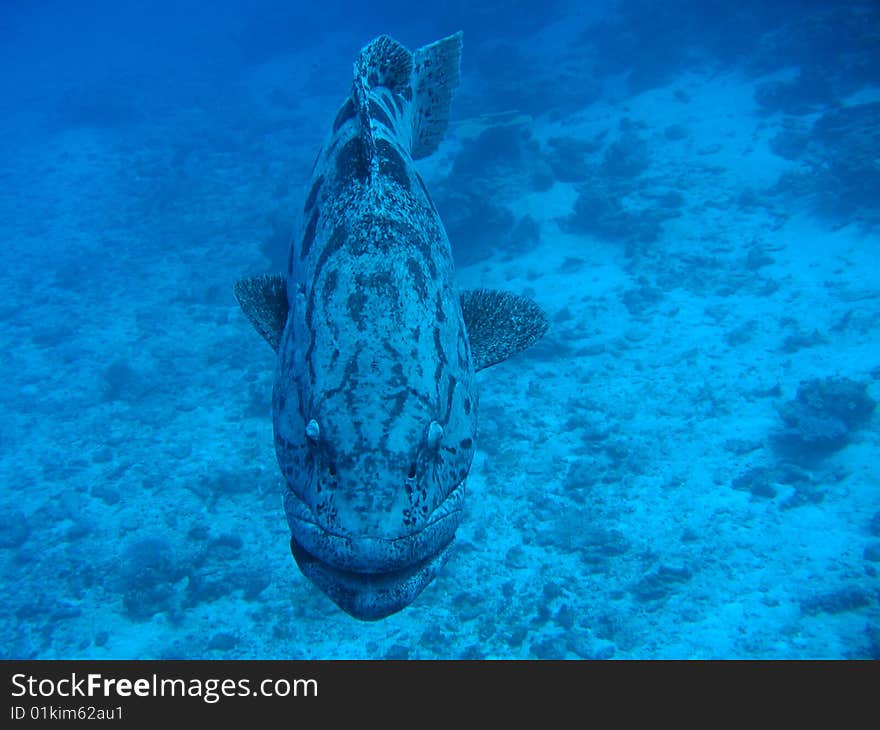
[[407, 463, 417, 480], [328, 463, 337, 477]]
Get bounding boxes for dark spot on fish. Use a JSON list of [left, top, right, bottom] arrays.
[[329, 348, 339, 370], [433, 362, 444, 396], [376, 138, 410, 192], [304, 294, 316, 380], [307, 226, 348, 349], [385, 343, 404, 364], [304, 235, 347, 381], [393, 94, 405, 115], [363, 270, 399, 317], [328, 225, 347, 251], [335, 137, 368, 184], [277, 392, 286, 413], [344, 352, 359, 379], [463, 397, 471, 415], [369, 99, 395, 132], [402, 85, 413, 101], [407, 257, 428, 301], [300, 209, 319, 260], [425, 255, 437, 280], [322, 351, 360, 404], [460, 437, 472, 450], [347, 289, 368, 330], [433, 327, 447, 364], [295, 383, 304, 418], [444, 374, 457, 422], [457, 325, 470, 370], [350, 214, 412, 256], [322, 268, 338, 305], [387, 389, 409, 421], [435, 292, 446, 323], [304, 175, 323, 213], [366, 270, 392, 290], [333, 98, 356, 133], [402, 225, 432, 270], [434, 327, 446, 362]]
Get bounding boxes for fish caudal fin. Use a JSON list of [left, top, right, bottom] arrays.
[[233, 274, 289, 352], [411, 32, 463, 160], [460, 289, 549, 372]]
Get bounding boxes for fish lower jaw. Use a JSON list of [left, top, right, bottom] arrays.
[[290, 536, 454, 620], [283, 481, 465, 619], [282, 480, 465, 573], [285, 502, 461, 573]]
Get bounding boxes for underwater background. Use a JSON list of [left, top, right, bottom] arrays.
[[1, 0, 878, 659]]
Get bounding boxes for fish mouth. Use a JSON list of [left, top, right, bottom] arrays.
[[290, 536, 454, 620], [283, 481, 465, 619]]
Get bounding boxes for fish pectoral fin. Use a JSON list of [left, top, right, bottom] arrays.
[[459, 289, 549, 372], [233, 274, 288, 352]]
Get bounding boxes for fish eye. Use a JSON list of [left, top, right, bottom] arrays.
[[306, 419, 320, 443], [427, 420, 443, 451]]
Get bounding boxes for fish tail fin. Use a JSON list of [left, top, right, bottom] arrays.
[[411, 32, 463, 160]]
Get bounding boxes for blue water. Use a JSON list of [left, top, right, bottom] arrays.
[[1, 0, 878, 658]]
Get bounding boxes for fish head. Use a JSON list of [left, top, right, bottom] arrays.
[[274, 334, 477, 620]]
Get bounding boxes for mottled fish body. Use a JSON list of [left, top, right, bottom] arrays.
[[236, 33, 548, 619]]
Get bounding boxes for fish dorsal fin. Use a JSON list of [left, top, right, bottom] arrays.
[[354, 35, 413, 93], [459, 289, 548, 372], [411, 32, 462, 160], [233, 274, 288, 352], [353, 35, 414, 172]]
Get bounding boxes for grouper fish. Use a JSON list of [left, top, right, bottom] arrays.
[[234, 32, 548, 620]]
